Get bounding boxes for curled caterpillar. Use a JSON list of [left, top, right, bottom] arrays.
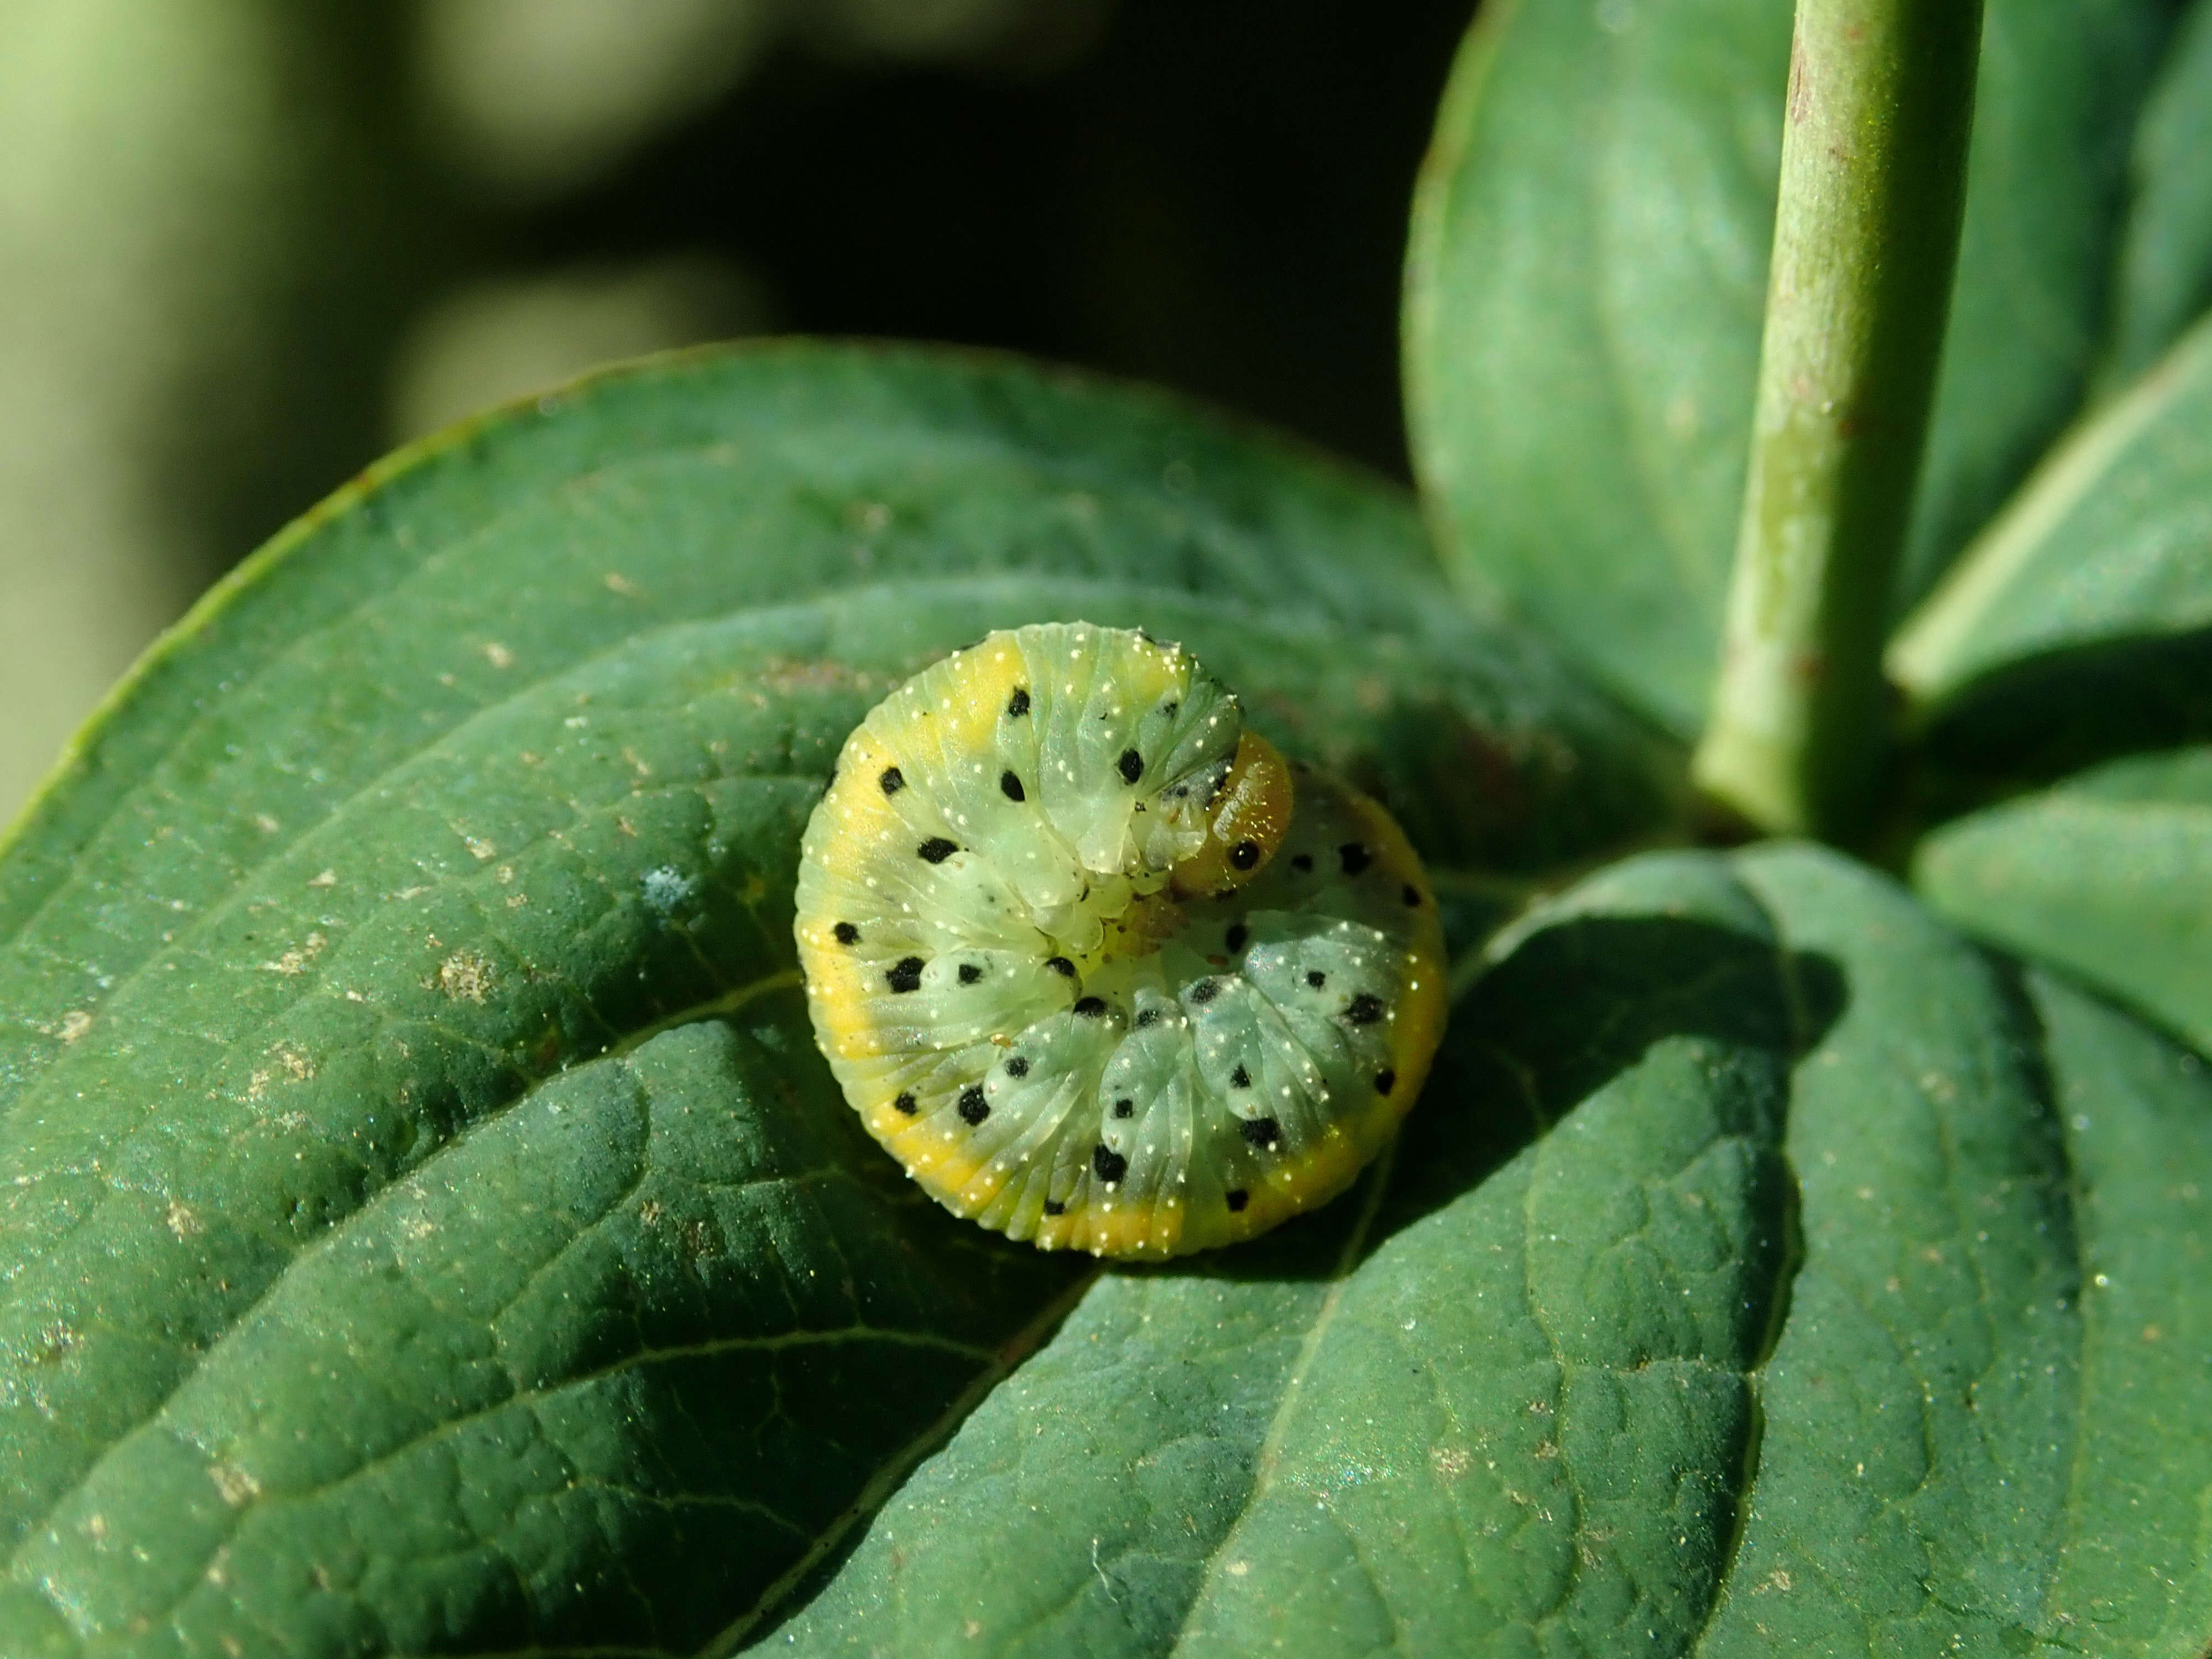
[[794, 623, 1446, 1256]]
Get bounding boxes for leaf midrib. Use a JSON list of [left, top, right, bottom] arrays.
[[696, 1267, 1106, 1659], [0, 565, 1363, 1151], [0, 548, 1435, 1129]]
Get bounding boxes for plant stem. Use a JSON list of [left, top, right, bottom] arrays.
[[1691, 0, 1983, 839]]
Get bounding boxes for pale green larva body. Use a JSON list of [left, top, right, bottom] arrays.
[[794, 623, 1446, 1256]]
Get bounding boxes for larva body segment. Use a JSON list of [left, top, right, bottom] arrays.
[[794, 623, 1446, 1256]]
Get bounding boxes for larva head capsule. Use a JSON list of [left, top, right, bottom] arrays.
[[793, 622, 1447, 1258], [1167, 729, 1296, 900]]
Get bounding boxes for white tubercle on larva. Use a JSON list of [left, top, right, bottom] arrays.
[[792, 622, 1447, 1258]]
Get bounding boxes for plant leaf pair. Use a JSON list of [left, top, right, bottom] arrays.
[[1412, 0, 2212, 1155], [1407, 0, 2194, 739]]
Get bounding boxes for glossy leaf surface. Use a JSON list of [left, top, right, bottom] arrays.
[[1891, 314, 2212, 719], [1916, 746, 2212, 1056], [0, 344, 1676, 1656], [771, 846, 2212, 1657]]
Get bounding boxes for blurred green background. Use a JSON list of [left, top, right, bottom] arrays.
[[0, 0, 1473, 826]]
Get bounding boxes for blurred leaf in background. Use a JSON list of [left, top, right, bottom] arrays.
[[415, 0, 777, 204], [385, 256, 771, 443], [0, 0, 1472, 828], [0, 0, 426, 821]]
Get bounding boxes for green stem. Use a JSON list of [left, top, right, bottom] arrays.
[[1691, 0, 1983, 839]]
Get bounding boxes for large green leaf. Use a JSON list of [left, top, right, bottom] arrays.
[[1914, 746, 2212, 1056], [1404, 0, 2176, 737], [773, 849, 1807, 1655], [0, 343, 1677, 1656], [766, 844, 2212, 1657], [1890, 312, 2212, 736]]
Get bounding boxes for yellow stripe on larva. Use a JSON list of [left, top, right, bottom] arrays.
[[794, 623, 1447, 1258]]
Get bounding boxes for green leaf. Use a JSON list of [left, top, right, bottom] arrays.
[[1890, 314, 2212, 738], [0, 343, 1676, 1656], [2027, 971, 2212, 1651], [766, 845, 2212, 1656], [771, 851, 1808, 1656], [1914, 746, 2212, 1055], [0, 1014, 1086, 1658], [2103, 0, 2212, 389], [1405, 0, 2175, 737]]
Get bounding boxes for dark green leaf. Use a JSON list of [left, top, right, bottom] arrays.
[[772, 852, 1807, 1655], [768, 846, 2212, 1656], [1405, 0, 2174, 736], [2103, 0, 2212, 389], [1914, 747, 2212, 1055], [0, 343, 1673, 1655], [2026, 969, 2212, 1650], [1691, 848, 2073, 1652], [0, 1015, 1083, 1657], [1890, 315, 2212, 726]]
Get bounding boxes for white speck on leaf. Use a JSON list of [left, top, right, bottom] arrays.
[[642, 866, 697, 916]]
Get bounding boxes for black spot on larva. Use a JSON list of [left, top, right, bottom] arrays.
[[1044, 1198, 1065, 1215], [1375, 1068, 1397, 1095], [1402, 883, 1422, 907], [1093, 1144, 1128, 1184], [886, 957, 925, 993], [893, 1091, 917, 1115], [824, 766, 837, 790], [1229, 839, 1261, 870], [1346, 993, 1386, 1025], [1225, 1188, 1249, 1212], [1118, 748, 1144, 785], [1134, 1008, 1160, 1028], [1006, 687, 1030, 718], [1225, 922, 1249, 953], [958, 962, 983, 985], [832, 921, 860, 946], [1339, 842, 1373, 876], [1113, 1098, 1134, 1118], [917, 837, 958, 864], [1000, 770, 1025, 802], [1230, 1064, 1252, 1089], [1005, 1056, 1030, 1078], [1291, 853, 1314, 874], [1306, 969, 1327, 989], [1190, 978, 1219, 1005], [1163, 700, 1179, 718], [958, 1087, 990, 1124], [1046, 956, 1076, 978], [1073, 996, 1108, 1018], [1241, 1116, 1281, 1149], [879, 766, 905, 795]]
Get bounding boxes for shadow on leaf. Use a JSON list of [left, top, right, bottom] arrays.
[[1191, 909, 1843, 1281], [1918, 623, 2212, 808]]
